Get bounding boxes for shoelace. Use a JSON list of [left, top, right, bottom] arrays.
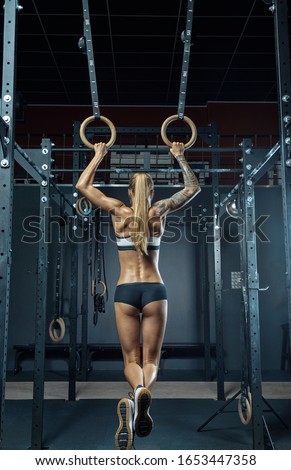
[[128, 391, 134, 400]]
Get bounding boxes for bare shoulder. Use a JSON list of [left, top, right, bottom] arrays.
[[112, 203, 131, 217], [118, 205, 133, 216], [111, 204, 133, 229]]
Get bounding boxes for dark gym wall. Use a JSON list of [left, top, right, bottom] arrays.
[[8, 184, 288, 373]]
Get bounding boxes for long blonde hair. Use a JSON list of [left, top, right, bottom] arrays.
[[128, 173, 154, 254]]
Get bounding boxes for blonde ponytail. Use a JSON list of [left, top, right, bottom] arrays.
[[129, 173, 154, 254]]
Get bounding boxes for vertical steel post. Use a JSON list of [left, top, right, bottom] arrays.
[[272, 0, 291, 368], [31, 140, 52, 449], [242, 139, 264, 449], [197, 232, 211, 380], [67, 123, 82, 399], [210, 122, 225, 400], [68, 234, 78, 400], [80, 237, 89, 379], [0, 0, 20, 449]]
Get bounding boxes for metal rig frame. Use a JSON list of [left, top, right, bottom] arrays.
[[0, 0, 290, 451]]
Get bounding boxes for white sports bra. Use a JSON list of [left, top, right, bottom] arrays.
[[116, 235, 161, 251]]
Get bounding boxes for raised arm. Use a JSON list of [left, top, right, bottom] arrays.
[[152, 142, 201, 217], [76, 142, 124, 214]]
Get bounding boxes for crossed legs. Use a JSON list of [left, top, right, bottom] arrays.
[[114, 299, 167, 447], [114, 299, 168, 390]]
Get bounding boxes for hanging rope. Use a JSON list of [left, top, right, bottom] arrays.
[[237, 190, 252, 426], [48, 196, 66, 343], [238, 287, 252, 425], [90, 208, 108, 326], [161, 0, 197, 149]]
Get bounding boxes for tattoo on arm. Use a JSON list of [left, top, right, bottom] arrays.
[[154, 155, 200, 214], [177, 155, 200, 191]]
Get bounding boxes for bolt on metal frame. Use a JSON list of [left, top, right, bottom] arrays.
[[0, 0, 20, 449], [273, 0, 291, 375]]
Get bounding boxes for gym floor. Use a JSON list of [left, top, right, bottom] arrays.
[[4, 370, 291, 450]]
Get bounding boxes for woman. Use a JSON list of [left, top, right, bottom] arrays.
[[76, 141, 201, 450]]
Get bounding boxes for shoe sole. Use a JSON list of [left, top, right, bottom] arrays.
[[115, 398, 133, 450], [134, 387, 153, 438]]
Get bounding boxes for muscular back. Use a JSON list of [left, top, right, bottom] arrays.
[[112, 205, 165, 285]]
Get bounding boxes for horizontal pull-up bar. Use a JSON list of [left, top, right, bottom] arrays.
[[51, 168, 241, 174], [51, 147, 242, 153]]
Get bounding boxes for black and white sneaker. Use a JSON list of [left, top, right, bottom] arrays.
[[133, 386, 153, 437], [115, 398, 134, 450]]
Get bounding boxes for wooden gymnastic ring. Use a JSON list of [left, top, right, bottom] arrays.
[[49, 317, 65, 343], [161, 114, 197, 149], [238, 390, 252, 426], [80, 115, 117, 149], [49, 317, 66, 343], [91, 280, 107, 298], [75, 197, 92, 216]]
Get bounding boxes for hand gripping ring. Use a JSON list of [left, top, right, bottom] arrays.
[[161, 114, 197, 149], [238, 389, 252, 426], [75, 197, 92, 216], [49, 317, 66, 343], [91, 280, 107, 298], [80, 115, 117, 149]]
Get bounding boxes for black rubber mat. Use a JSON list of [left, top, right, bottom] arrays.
[[3, 398, 291, 450]]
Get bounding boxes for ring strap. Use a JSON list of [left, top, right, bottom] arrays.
[[178, 0, 194, 120], [81, 0, 100, 118]]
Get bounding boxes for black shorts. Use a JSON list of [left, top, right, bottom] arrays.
[[114, 282, 167, 311]]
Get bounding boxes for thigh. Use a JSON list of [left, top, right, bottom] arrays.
[[114, 302, 141, 361], [141, 300, 168, 362]]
